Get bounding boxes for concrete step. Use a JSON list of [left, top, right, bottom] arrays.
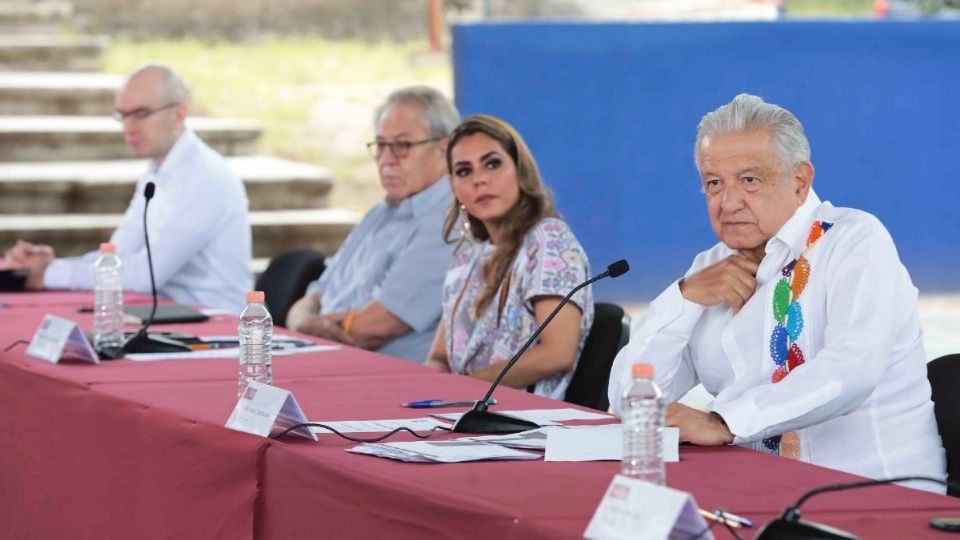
[[0, 35, 105, 72], [0, 71, 121, 115], [0, 156, 334, 213], [0, 208, 361, 259], [0, 115, 262, 161], [0, 1, 73, 34]]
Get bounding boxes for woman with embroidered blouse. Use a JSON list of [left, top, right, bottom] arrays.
[[425, 114, 594, 399]]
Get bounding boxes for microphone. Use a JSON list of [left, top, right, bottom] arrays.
[[755, 475, 954, 539], [451, 259, 630, 434], [120, 181, 189, 355]]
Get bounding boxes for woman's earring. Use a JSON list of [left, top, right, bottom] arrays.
[[459, 204, 471, 236]]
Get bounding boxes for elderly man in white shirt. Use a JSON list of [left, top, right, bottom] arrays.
[[4, 64, 252, 312], [609, 93, 946, 490]]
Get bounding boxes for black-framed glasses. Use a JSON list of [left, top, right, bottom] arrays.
[[112, 102, 179, 122], [366, 137, 441, 159]]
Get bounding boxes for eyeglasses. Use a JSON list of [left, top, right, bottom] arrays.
[[366, 138, 440, 159], [112, 102, 179, 122]]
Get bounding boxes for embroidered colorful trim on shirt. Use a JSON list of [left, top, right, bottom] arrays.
[[763, 220, 834, 458]]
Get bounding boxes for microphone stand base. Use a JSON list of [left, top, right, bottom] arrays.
[[755, 518, 859, 540], [451, 409, 540, 434], [122, 332, 191, 354]]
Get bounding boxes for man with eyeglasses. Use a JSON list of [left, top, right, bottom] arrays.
[[3, 63, 252, 312], [286, 86, 459, 362]]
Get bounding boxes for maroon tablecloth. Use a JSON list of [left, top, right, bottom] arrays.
[[2, 292, 959, 539]]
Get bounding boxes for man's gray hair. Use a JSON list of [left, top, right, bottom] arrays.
[[129, 62, 191, 105], [374, 86, 461, 139], [694, 93, 810, 178]]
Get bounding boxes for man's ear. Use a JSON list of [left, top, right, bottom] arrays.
[[174, 103, 189, 125], [793, 161, 814, 204], [437, 136, 449, 156]]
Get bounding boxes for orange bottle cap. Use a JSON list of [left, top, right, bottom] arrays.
[[246, 291, 265, 303], [632, 363, 654, 379], [99, 243, 116, 253]]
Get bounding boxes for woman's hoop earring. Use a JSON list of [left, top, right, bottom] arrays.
[[459, 204, 471, 236]]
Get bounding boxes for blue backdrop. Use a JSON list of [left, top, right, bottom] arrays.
[[452, 20, 960, 301]]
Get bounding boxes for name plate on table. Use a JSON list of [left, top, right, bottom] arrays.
[[226, 381, 317, 441], [26, 314, 99, 365], [584, 475, 711, 540]]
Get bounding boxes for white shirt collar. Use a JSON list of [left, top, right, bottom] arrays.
[[150, 128, 194, 174], [764, 188, 823, 261]]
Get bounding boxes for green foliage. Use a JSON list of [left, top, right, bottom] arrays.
[[102, 38, 451, 193], [785, 0, 875, 16]]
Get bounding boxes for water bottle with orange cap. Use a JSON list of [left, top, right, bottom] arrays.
[[238, 290, 273, 397], [93, 242, 123, 354]]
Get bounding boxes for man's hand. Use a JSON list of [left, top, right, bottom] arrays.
[[294, 312, 356, 346], [679, 254, 760, 314], [12, 243, 55, 290], [666, 403, 734, 446], [5, 240, 44, 267]]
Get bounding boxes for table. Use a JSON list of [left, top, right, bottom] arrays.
[[2, 292, 959, 539]]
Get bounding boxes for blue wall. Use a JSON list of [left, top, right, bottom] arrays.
[[452, 21, 960, 301]]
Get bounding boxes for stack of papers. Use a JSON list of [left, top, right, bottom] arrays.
[[348, 440, 541, 463], [126, 335, 339, 361], [462, 427, 557, 450], [310, 417, 449, 435]]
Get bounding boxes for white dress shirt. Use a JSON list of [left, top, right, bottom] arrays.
[[609, 190, 946, 491], [45, 129, 253, 313]]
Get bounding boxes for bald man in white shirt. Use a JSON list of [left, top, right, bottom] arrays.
[[4, 63, 252, 312], [609, 93, 946, 491]]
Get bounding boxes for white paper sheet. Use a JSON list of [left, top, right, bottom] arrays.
[[432, 407, 612, 425], [309, 417, 450, 435], [348, 440, 541, 463], [544, 425, 680, 462]]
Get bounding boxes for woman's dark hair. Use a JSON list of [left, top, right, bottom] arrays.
[[443, 114, 559, 316]]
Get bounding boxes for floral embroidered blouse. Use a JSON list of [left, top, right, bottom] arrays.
[[441, 218, 594, 399]]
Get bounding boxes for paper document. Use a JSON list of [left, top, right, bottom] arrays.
[[432, 407, 612, 425], [545, 425, 680, 462], [310, 417, 450, 435], [126, 335, 339, 361], [348, 440, 541, 463], [461, 426, 567, 450]]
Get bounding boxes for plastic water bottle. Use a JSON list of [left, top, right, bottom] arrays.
[[238, 291, 273, 397], [621, 363, 665, 484], [93, 242, 124, 353]]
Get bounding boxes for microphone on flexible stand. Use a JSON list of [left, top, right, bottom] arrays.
[[451, 259, 630, 434], [755, 475, 955, 539], [120, 181, 189, 355]]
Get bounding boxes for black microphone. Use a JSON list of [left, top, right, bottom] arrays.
[[120, 181, 189, 355], [756, 475, 955, 539], [451, 259, 630, 434]]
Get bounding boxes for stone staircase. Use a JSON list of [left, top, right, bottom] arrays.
[[0, 1, 360, 278]]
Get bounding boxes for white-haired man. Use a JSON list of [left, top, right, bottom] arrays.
[[4, 64, 252, 312], [286, 86, 460, 362], [609, 94, 945, 490]]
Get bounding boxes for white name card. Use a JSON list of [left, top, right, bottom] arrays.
[[225, 381, 317, 441], [26, 314, 99, 364], [584, 475, 712, 540]]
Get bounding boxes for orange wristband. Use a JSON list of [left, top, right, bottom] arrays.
[[343, 309, 357, 335]]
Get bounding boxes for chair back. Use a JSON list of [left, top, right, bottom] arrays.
[[564, 302, 631, 411], [254, 249, 326, 328], [928, 353, 960, 497]]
